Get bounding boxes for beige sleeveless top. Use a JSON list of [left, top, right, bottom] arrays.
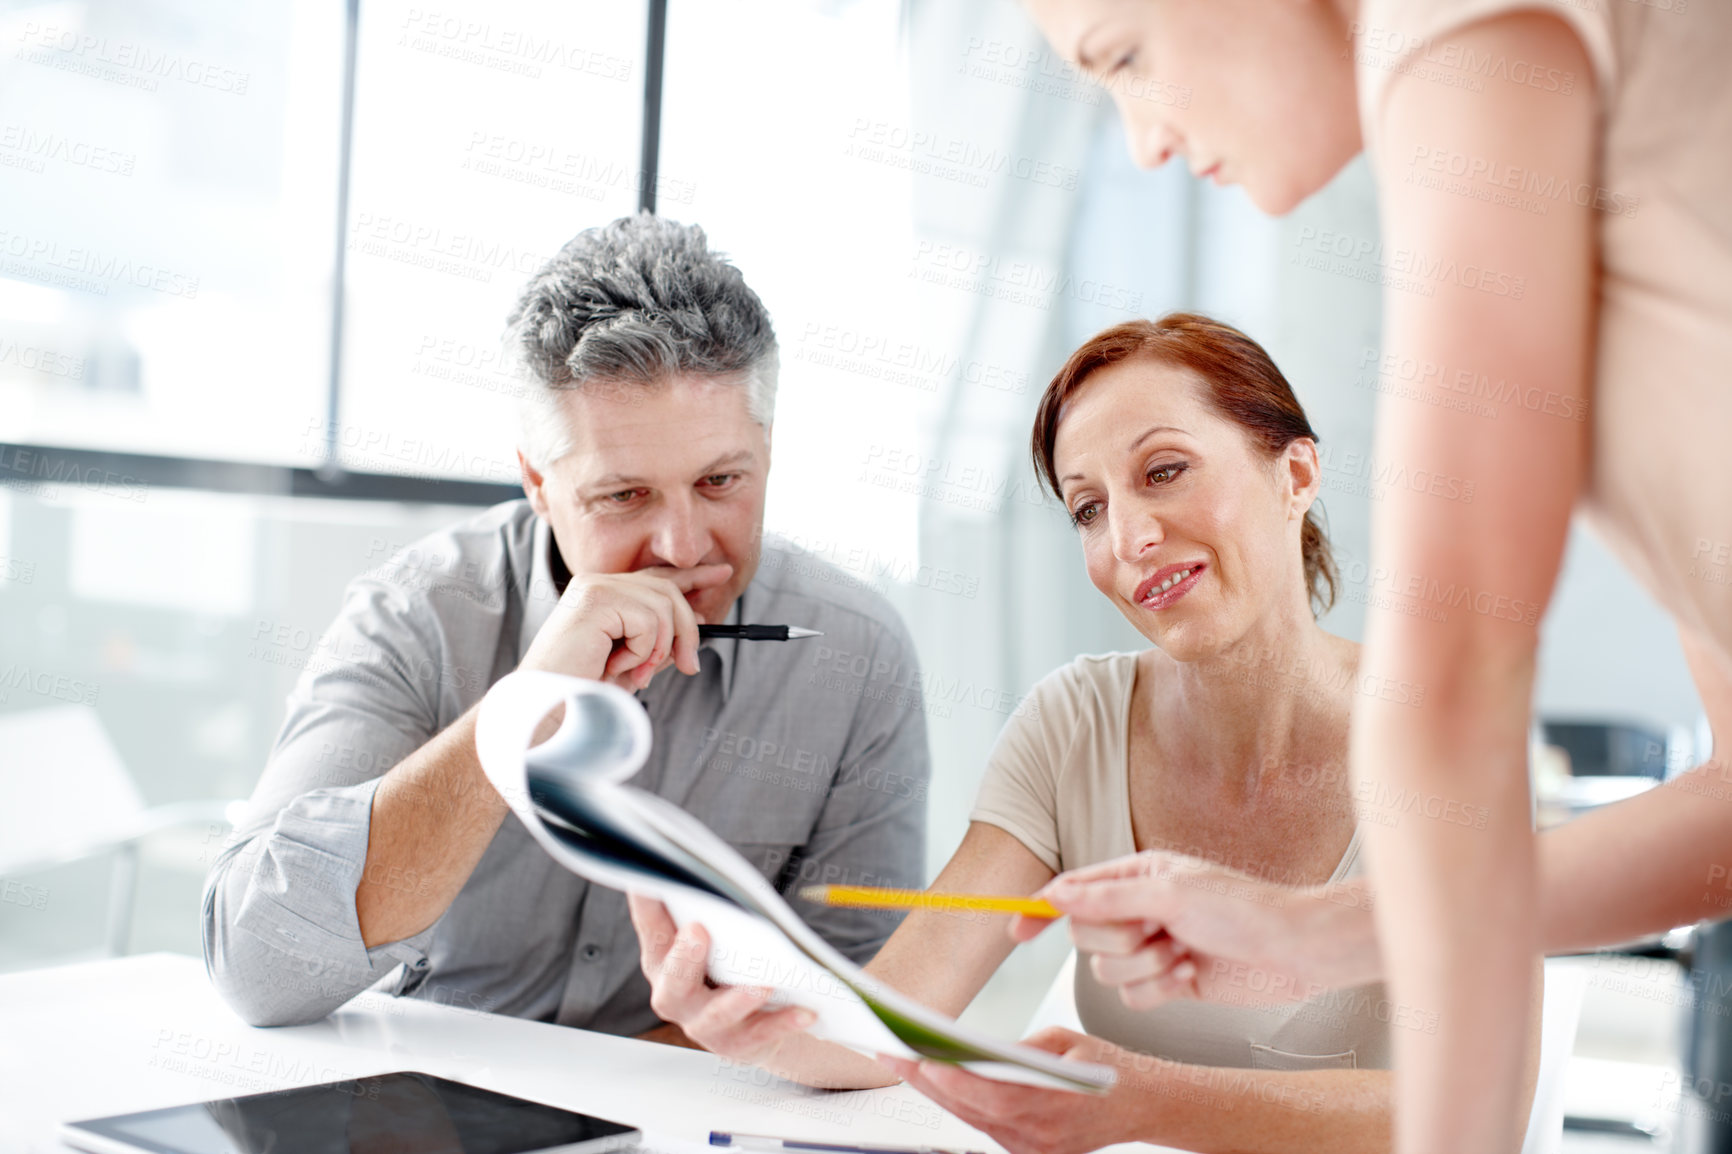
[[971, 654, 1394, 1071], [1355, 0, 1732, 654]]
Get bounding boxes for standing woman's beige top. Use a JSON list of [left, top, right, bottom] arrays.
[[1355, 0, 1732, 650], [971, 655, 1394, 1071]]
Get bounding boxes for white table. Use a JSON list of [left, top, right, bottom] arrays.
[[0, 955, 1183, 1154]]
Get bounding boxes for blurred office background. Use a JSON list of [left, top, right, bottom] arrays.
[[0, 2, 1714, 1147]]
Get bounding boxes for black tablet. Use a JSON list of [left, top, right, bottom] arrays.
[[60, 1071, 642, 1154]]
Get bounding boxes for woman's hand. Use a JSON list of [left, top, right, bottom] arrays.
[[626, 894, 817, 1063], [878, 1028, 1170, 1154], [1010, 850, 1380, 1010]]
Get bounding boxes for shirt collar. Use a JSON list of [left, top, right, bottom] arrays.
[[517, 514, 560, 658], [517, 514, 745, 701]]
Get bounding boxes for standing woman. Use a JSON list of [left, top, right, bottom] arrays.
[[1015, 2, 1732, 1152]]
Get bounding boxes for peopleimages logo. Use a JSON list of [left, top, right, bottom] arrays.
[[1348, 22, 1576, 95], [0, 445, 147, 502], [1356, 347, 1588, 423], [0, 664, 101, 706], [766, 531, 981, 600], [1405, 146, 1641, 218], [0, 230, 200, 298], [808, 645, 1038, 721], [15, 22, 252, 94], [396, 10, 634, 82], [297, 418, 518, 484], [1338, 557, 1542, 626], [1291, 227, 1526, 299], [0, 336, 84, 380], [0, 124, 136, 176], [858, 444, 1050, 515], [910, 241, 1144, 313]]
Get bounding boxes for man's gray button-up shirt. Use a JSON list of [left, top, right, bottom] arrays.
[[202, 500, 930, 1033]]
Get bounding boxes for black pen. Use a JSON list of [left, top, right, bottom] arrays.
[[698, 624, 824, 641]]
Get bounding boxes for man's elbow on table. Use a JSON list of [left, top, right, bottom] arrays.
[[200, 848, 381, 1029], [208, 973, 340, 1030]]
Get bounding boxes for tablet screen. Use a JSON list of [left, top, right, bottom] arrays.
[[65, 1071, 640, 1154]]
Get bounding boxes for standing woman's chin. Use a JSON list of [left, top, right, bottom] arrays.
[[1247, 176, 1311, 218], [1241, 147, 1356, 217]]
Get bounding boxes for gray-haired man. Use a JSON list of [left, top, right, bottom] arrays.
[[203, 215, 931, 1038]]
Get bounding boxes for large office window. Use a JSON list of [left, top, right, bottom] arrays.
[[0, 0, 645, 480], [336, 0, 646, 482], [0, 1, 344, 465], [662, 0, 925, 566]]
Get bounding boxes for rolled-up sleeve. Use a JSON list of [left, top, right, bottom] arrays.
[[781, 619, 930, 964], [203, 580, 448, 1026]]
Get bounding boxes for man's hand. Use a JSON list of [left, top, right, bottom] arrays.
[[519, 564, 733, 689], [1011, 851, 1381, 1010], [636, 1021, 706, 1050], [626, 894, 817, 1064]]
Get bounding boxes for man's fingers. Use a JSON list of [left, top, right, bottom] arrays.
[[691, 987, 814, 1050], [671, 633, 700, 676], [600, 597, 662, 677], [636, 571, 716, 678], [590, 585, 684, 687], [652, 923, 713, 1015], [666, 581, 703, 676], [634, 600, 675, 689], [641, 590, 677, 673], [746, 1003, 818, 1047], [638, 563, 735, 594], [687, 983, 770, 1034], [671, 920, 710, 963], [627, 894, 679, 970], [554, 567, 732, 684]]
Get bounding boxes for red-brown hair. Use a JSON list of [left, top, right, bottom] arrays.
[[1031, 312, 1338, 616]]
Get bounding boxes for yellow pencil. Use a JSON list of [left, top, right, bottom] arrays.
[[798, 884, 1060, 918]]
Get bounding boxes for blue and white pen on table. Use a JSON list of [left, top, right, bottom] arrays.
[[709, 1131, 985, 1154]]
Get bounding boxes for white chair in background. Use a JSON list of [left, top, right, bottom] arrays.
[[0, 704, 240, 956], [1025, 951, 1587, 1154]]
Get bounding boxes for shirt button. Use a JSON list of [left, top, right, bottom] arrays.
[[580, 944, 602, 962], [413, 958, 429, 969]]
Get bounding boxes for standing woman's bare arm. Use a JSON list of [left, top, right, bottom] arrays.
[[1541, 628, 1732, 951], [1356, 13, 1596, 1154]]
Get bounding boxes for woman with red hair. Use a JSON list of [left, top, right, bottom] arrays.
[[629, 313, 1537, 1154]]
